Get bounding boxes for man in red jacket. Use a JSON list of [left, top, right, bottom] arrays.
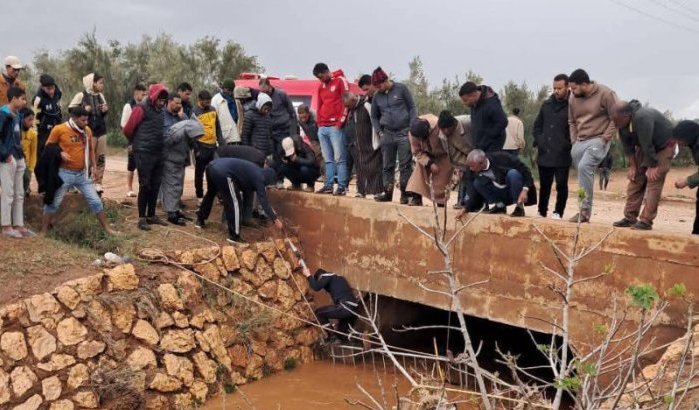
[[313, 63, 349, 196]]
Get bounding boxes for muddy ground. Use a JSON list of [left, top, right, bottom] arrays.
[[2, 151, 696, 305]]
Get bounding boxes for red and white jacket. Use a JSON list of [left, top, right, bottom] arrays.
[[317, 69, 349, 128]]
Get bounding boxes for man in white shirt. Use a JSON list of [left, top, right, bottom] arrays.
[[504, 108, 525, 156]]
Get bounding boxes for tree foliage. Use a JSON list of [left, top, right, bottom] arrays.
[[31, 30, 262, 134]]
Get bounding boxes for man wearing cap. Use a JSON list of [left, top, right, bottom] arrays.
[[195, 157, 283, 244], [405, 115, 453, 206], [260, 78, 298, 188], [278, 135, 320, 192], [32, 74, 63, 160], [370, 67, 420, 205], [0, 56, 26, 107], [212, 79, 240, 144]]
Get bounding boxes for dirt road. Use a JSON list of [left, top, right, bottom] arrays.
[[101, 152, 697, 235]]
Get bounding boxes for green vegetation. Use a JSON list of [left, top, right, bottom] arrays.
[[49, 202, 128, 253], [627, 283, 660, 310]]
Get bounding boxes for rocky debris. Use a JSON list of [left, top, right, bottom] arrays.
[[1, 331, 28, 361], [132, 319, 160, 346], [67, 364, 90, 390], [0, 242, 320, 409], [56, 317, 88, 346], [41, 375, 62, 401], [105, 264, 139, 291]]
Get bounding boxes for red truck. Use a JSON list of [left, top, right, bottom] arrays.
[[235, 72, 363, 112]]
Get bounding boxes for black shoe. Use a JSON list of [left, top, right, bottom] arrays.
[[288, 184, 302, 191], [146, 216, 168, 226], [631, 221, 652, 230], [511, 206, 525, 217], [613, 218, 634, 228], [333, 188, 346, 196], [374, 192, 393, 202], [399, 194, 409, 205], [487, 205, 506, 214], [138, 218, 151, 231], [227, 235, 247, 245], [194, 218, 205, 229], [241, 219, 258, 228], [408, 197, 423, 206], [316, 186, 334, 194], [167, 213, 187, 226], [176, 211, 193, 221]]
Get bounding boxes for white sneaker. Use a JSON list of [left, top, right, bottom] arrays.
[[126, 191, 136, 198], [551, 213, 562, 220]]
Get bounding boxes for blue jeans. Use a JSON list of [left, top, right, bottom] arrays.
[[473, 169, 523, 207], [281, 164, 320, 186], [44, 168, 104, 214], [318, 126, 347, 190]]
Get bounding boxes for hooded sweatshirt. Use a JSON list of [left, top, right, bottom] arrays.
[[0, 105, 23, 160], [123, 84, 168, 155], [470, 85, 508, 153], [317, 69, 349, 127], [69, 73, 108, 136], [241, 93, 274, 155], [264, 86, 297, 139], [32, 85, 63, 136], [568, 83, 618, 143]]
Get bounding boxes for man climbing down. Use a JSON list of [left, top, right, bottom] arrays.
[[195, 157, 283, 244], [302, 265, 359, 343]]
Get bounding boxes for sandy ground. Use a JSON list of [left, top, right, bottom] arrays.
[[101, 151, 697, 235]]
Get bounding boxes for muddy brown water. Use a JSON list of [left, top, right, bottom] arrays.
[[201, 361, 480, 409]]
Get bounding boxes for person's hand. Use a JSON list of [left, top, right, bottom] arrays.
[[177, 109, 185, 119], [84, 105, 92, 113], [627, 168, 636, 182], [290, 154, 297, 163], [517, 189, 528, 205], [302, 265, 311, 278], [100, 103, 109, 113], [274, 218, 283, 231], [646, 167, 660, 182], [91, 166, 97, 178], [675, 178, 689, 189], [60, 152, 72, 162], [127, 145, 133, 154], [430, 163, 439, 174], [4, 155, 13, 164]]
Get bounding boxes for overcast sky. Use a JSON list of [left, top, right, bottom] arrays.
[[3, 0, 699, 118]]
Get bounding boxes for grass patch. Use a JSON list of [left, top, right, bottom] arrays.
[[106, 130, 129, 148], [49, 202, 130, 254]]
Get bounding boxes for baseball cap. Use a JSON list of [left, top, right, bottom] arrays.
[[4, 56, 23, 69], [282, 137, 295, 157]]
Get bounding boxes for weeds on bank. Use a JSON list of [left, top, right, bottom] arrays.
[[49, 202, 128, 253]]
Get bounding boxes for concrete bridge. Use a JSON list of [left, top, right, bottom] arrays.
[[271, 191, 699, 354]]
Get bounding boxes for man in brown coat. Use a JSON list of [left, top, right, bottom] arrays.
[[0, 56, 25, 106], [406, 115, 453, 206], [568, 69, 619, 223]]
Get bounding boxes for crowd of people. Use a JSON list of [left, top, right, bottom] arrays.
[[2, 53, 699, 243]]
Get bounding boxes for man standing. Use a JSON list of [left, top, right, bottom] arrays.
[[406, 116, 453, 206], [504, 108, 525, 155], [32, 74, 63, 159], [0, 56, 25, 107], [41, 107, 112, 235], [241, 93, 274, 156], [464, 149, 536, 217], [358, 74, 377, 100], [195, 158, 283, 243], [313, 63, 349, 196], [69, 73, 109, 194], [567, 69, 619, 223], [370, 67, 419, 204], [177, 82, 194, 118], [533, 74, 571, 219], [278, 135, 320, 191], [342, 92, 383, 198], [458, 81, 508, 153], [123, 84, 169, 231], [193, 90, 222, 204], [120, 83, 147, 198], [0, 87, 32, 238], [212, 79, 240, 144], [611, 100, 674, 230], [260, 78, 297, 187], [672, 120, 699, 235]]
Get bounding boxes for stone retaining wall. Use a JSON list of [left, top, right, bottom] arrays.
[[0, 240, 320, 409]]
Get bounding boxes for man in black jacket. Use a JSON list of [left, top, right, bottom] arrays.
[[302, 266, 358, 342], [195, 158, 283, 243], [533, 74, 571, 219], [241, 93, 274, 156], [464, 149, 536, 217], [279, 135, 320, 191], [458, 82, 508, 153], [32, 74, 62, 160], [260, 78, 297, 187]]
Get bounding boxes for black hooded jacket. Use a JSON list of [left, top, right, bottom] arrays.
[[470, 86, 508, 153], [35, 143, 64, 205], [307, 271, 355, 305], [33, 86, 63, 136], [533, 94, 571, 168]]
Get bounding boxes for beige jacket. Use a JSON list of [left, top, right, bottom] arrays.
[[568, 83, 618, 143], [504, 115, 525, 150]]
